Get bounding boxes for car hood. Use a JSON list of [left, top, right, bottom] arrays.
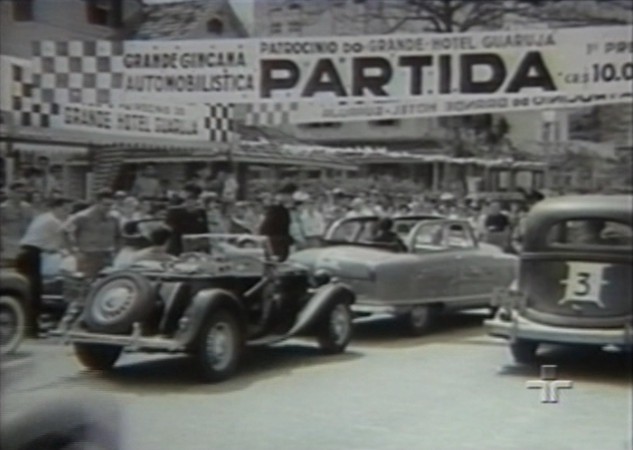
[[290, 246, 417, 279]]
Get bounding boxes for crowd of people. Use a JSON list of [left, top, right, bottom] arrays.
[[1, 164, 548, 334]]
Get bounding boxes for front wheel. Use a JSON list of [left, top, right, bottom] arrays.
[[510, 340, 539, 364], [402, 304, 439, 336], [0, 295, 28, 355], [73, 343, 122, 371], [317, 302, 353, 354], [195, 310, 242, 382]]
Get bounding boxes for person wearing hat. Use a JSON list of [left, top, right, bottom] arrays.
[[15, 196, 73, 334], [165, 183, 209, 255], [258, 183, 295, 261]]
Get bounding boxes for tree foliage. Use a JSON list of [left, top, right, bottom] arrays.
[[343, 0, 633, 34]]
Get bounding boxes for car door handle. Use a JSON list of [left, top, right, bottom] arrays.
[[455, 255, 463, 260]]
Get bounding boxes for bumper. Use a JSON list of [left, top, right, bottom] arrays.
[[485, 312, 633, 347], [352, 304, 398, 315], [49, 323, 186, 353]]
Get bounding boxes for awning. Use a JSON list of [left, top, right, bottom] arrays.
[[101, 142, 358, 171]]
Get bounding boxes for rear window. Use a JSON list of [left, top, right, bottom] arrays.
[[546, 219, 633, 249]]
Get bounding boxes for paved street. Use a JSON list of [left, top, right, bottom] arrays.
[[3, 312, 632, 450]]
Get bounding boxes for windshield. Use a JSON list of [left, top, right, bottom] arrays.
[[182, 234, 271, 256]]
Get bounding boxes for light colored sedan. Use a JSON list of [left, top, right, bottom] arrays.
[[290, 216, 517, 335]]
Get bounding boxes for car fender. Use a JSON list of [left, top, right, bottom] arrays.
[[176, 288, 246, 347], [287, 283, 355, 337], [0, 270, 31, 303]]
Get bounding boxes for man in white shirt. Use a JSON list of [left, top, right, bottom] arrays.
[[15, 197, 72, 334]]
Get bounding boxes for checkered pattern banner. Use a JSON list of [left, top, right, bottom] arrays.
[[242, 102, 299, 126], [6, 60, 60, 128], [31, 40, 124, 105], [204, 104, 237, 143]]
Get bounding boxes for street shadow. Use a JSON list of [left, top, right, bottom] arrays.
[[350, 310, 488, 348], [496, 345, 632, 386], [62, 342, 363, 395]]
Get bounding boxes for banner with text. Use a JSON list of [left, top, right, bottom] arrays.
[[30, 25, 633, 119], [54, 103, 212, 141]]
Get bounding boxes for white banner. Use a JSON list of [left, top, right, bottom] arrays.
[[24, 25, 633, 122], [104, 25, 633, 106], [53, 102, 211, 141]]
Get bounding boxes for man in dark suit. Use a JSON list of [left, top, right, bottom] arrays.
[[165, 183, 209, 255], [258, 184, 296, 261]]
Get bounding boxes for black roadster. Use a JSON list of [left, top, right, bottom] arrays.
[[52, 234, 355, 382]]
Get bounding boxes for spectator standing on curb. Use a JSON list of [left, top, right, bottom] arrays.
[[64, 189, 119, 279], [0, 181, 35, 263], [15, 197, 73, 334]]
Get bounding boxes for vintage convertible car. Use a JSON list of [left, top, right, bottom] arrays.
[[486, 195, 633, 363], [290, 215, 517, 335], [52, 234, 355, 382], [1, 357, 121, 450]]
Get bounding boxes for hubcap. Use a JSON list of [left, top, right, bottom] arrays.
[[91, 282, 136, 324], [410, 306, 429, 328], [330, 304, 351, 345], [205, 322, 234, 371]]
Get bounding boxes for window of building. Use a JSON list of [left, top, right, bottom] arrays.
[[12, 0, 34, 21], [270, 22, 282, 35], [207, 17, 224, 34], [369, 119, 400, 127], [85, 0, 122, 28], [288, 20, 302, 34]]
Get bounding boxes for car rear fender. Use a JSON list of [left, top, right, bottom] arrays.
[[0, 271, 31, 303], [288, 283, 355, 336], [176, 288, 246, 347]]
